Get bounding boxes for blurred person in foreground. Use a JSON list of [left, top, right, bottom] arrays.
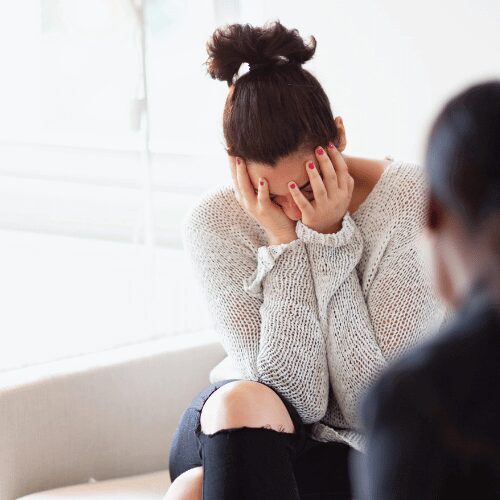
[[352, 81, 500, 499]]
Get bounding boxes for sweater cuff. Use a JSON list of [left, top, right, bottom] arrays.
[[243, 237, 302, 298], [296, 212, 357, 247]]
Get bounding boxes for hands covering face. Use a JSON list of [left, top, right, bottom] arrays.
[[230, 141, 355, 240], [288, 141, 355, 234], [229, 154, 297, 243]]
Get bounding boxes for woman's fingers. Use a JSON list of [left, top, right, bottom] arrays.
[[314, 146, 338, 194], [293, 141, 354, 234], [235, 157, 256, 201], [228, 156, 296, 239], [288, 180, 312, 214], [257, 177, 272, 206], [307, 157, 329, 201], [326, 141, 350, 191]]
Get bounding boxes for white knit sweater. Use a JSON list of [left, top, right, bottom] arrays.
[[182, 158, 452, 452]]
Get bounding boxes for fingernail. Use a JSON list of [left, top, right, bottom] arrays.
[[259, 180, 264, 186], [289, 182, 296, 189], [308, 161, 315, 169], [236, 158, 241, 165], [316, 147, 324, 156], [327, 141, 335, 150]]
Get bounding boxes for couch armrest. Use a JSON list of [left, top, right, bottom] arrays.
[[0, 332, 225, 500]]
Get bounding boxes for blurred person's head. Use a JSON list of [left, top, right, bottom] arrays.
[[425, 81, 500, 309], [205, 20, 346, 221]]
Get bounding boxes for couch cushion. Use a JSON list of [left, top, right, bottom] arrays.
[[16, 470, 170, 499]]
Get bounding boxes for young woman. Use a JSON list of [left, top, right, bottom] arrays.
[[165, 21, 450, 500]]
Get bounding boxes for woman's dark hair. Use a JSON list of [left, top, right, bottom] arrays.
[[425, 81, 500, 234], [205, 20, 337, 166]]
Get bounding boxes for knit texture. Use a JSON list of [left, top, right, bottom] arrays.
[[182, 159, 453, 452]]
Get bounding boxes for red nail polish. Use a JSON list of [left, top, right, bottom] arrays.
[[308, 162, 315, 169], [327, 141, 335, 150], [259, 180, 264, 186], [236, 158, 241, 165], [290, 183, 296, 189], [316, 147, 324, 156]]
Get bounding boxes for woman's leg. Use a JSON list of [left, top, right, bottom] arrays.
[[293, 439, 354, 499], [201, 381, 355, 499], [166, 441, 356, 500], [166, 380, 239, 499], [164, 466, 203, 500], [197, 380, 301, 500], [166, 379, 300, 500], [199, 379, 295, 434], [167, 378, 354, 499]]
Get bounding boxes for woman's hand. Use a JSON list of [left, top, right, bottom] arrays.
[[229, 155, 297, 245], [288, 142, 354, 234]]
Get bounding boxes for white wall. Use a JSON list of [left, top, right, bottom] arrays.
[[240, 0, 500, 162]]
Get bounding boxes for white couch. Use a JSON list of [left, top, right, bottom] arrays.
[[0, 332, 226, 499]]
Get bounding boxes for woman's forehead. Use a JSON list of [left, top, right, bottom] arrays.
[[246, 153, 314, 195]]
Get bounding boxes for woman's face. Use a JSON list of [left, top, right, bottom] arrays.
[[244, 148, 320, 221]]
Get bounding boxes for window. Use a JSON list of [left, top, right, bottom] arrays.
[[0, 0, 242, 371], [0, 0, 234, 246]]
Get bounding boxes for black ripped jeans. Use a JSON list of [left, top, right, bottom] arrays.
[[168, 379, 357, 499]]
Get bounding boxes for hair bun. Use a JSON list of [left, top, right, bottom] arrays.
[[205, 20, 316, 84]]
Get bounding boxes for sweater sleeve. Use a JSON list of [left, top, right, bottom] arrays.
[[182, 203, 329, 424], [296, 214, 446, 427]]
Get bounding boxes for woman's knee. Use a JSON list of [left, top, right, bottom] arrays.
[[200, 380, 295, 435], [164, 466, 202, 500]]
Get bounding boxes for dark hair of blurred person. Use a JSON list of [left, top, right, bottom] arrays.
[[425, 80, 500, 309]]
